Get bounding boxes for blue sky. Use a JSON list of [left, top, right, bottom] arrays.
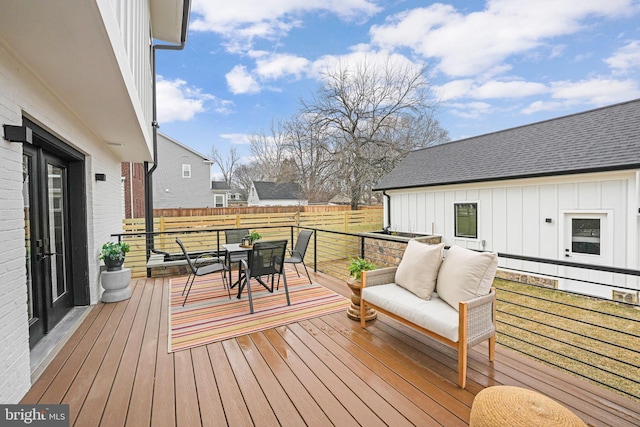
[[155, 0, 640, 177]]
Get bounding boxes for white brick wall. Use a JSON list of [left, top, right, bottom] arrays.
[[0, 41, 128, 401], [0, 136, 31, 404]]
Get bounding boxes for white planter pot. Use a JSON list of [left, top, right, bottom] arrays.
[[101, 267, 132, 303]]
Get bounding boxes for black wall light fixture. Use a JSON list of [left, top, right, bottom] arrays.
[[95, 173, 106, 181], [3, 125, 33, 143]]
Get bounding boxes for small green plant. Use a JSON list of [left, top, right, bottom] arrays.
[[247, 230, 262, 242], [348, 257, 376, 281], [99, 241, 130, 261]]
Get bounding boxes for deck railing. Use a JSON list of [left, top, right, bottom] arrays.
[[111, 225, 640, 402]]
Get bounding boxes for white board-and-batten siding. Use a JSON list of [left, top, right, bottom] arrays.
[[385, 170, 639, 294]]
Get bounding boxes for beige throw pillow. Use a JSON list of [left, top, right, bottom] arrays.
[[437, 245, 498, 311], [394, 240, 445, 300]]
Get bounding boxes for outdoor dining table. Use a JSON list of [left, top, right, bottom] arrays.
[[223, 243, 252, 298], [223, 242, 280, 299]]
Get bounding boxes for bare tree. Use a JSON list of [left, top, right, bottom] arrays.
[[283, 115, 337, 202], [302, 53, 447, 209], [231, 163, 266, 198], [210, 146, 239, 186], [248, 119, 289, 182]]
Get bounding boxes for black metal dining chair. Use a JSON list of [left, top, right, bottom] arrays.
[[176, 238, 229, 306], [224, 228, 250, 287], [241, 240, 290, 314], [282, 229, 313, 287]]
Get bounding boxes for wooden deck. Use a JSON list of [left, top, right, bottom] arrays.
[[22, 272, 640, 426]]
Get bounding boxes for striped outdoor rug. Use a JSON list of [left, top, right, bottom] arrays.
[[169, 268, 350, 352]]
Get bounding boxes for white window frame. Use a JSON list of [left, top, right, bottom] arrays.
[[182, 164, 191, 178], [453, 201, 479, 240], [214, 194, 225, 208]]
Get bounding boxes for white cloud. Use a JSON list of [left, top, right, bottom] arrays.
[[370, 0, 635, 77], [310, 49, 424, 81], [605, 40, 640, 73], [435, 79, 475, 101], [447, 101, 493, 119], [437, 79, 548, 101], [226, 65, 261, 94], [474, 81, 549, 99], [156, 76, 221, 122], [220, 133, 252, 145], [521, 77, 640, 113], [255, 54, 311, 80], [550, 77, 640, 104], [191, 0, 380, 53]]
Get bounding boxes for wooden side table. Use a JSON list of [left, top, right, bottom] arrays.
[[346, 278, 377, 321]]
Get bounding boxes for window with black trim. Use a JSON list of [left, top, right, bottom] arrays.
[[455, 203, 477, 238]]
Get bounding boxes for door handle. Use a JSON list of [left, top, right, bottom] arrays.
[[565, 254, 571, 257], [37, 252, 55, 261]]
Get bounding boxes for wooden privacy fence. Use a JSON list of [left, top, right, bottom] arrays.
[[153, 204, 360, 217], [123, 208, 382, 234], [121, 209, 383, 277]]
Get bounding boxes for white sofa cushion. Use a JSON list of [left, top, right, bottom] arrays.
[[362, 284, 459, 342], [437, 246, 498, 311], [394, 240, 444, 300]]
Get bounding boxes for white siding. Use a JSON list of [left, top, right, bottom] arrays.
[[107, 0, 153, 143], [386, 171, 638, 274]]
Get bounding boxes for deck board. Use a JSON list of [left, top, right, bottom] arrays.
[[21, 272, 640, 427]]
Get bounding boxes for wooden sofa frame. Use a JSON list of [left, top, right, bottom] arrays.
[[360, 267, 496, 389]]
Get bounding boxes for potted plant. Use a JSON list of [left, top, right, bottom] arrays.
[[99, 241, 130, 271], [243, 230, 262, 245], [346, 257, 377, 321], [347, 256, 376, 282]]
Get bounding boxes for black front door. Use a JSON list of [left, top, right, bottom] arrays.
[[23, 143, 74, 347]]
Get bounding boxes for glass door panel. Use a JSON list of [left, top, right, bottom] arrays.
[[47, 164, 67, 301]]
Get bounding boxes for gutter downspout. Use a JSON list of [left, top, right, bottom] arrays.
[[145, 0, 191, 276], [382, 190, 391, 230]]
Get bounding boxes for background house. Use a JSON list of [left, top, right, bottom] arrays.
[[374, 99, 640, 300], [153, 132, 214, 209], [0, 0, 190, 403], [211, 180, 230, 208], [247, 181, 308, 206]]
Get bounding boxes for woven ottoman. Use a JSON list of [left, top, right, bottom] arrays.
[[470, 386, 586, 426]]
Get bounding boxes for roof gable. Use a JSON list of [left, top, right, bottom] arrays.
[[253, 181, 304, 200], [374, 98, 640, 190], [158, 132, 212, 162]]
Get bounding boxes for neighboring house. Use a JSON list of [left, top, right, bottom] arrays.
[[211, 180, 230, 208], [374, 99, 640, 300], [153, 132, 214, 209], [247, 181, 308, 206], [228, 187, 246, 206], [122, 162, 146, 218], [0, 1, 190, 403]]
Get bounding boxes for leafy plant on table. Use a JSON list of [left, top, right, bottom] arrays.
[[348, 257, 376, 281], [98, 241, 130, 261], [248, 230, 262, 242]]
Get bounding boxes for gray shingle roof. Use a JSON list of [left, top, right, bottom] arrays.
[[253, 181, 303, 200], [374, 99, 640, 191], [211, 181, 231, 190]]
